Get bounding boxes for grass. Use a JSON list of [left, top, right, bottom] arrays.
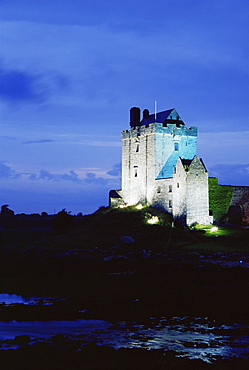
[[1, 207, 249, 254], [192, 223, 247, 237], [182, 224, 249, 253]]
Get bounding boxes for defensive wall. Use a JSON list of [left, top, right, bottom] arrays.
[[209, 177, 249, 225]]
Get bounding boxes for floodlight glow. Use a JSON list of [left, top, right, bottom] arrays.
[[210, 226, 218, 232], [147, 216, 159, 224], [135, 204, 143, 210]]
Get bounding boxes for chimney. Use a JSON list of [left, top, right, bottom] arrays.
[[130, 107, 141, 127], [143, 109, 149, 119]]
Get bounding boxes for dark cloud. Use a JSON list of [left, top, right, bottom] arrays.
[[1, 166, 113, 186], [28, 173, 37, 180], [0, 66, 70, 104], [29, 169, 116, 187], [30, 169, 80, 183], [0, 162, 15, 178], [23, 139, 55, 144], [209, 163, 249, 186], [107, 162, 121, 177], [0, 68, 47, 103], [61, 170, 80, 182], [85, 172, 109, 186], [37, 169, 57, 181]]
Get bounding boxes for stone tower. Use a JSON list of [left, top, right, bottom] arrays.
[[110, 107, 212, 226]]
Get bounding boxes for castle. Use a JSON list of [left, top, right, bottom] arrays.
[[110, 107, 213, 226]]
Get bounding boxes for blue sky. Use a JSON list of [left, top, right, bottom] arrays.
[[1, 0, 248, 215]]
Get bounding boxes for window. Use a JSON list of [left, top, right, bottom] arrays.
[[174, 142, 179, 151], [136, 143, 139, 152], [169, 200, 172, 208], [177, 182, 179, 188], [157, 186, 161, 193], [169, 185, 172, 193], [134, 166, 138, 177]]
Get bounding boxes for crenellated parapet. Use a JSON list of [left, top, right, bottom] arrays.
[[122, 122, 197, 140], [155, 123, 197, 137], [122, 122, 156, 139]]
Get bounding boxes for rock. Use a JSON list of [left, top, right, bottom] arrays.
[[51, 334, 67, 346], [120, 236, 135, 244], [12, 335, 31, 345]]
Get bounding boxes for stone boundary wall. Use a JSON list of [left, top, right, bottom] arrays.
[[230, 186, 249, 225]]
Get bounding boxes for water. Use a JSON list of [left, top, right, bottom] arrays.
[[0, 293, 61, 305], [1, 293, 249, 363], [0, 293, 37, 305], [0, 316, 249, 363]]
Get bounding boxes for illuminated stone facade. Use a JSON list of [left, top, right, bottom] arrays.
[[110, 107, 212, 225]]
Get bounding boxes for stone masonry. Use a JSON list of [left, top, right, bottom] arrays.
[[109, 107, 212, 226]]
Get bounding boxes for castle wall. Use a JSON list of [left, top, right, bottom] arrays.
[[185, 157, 212, 225], [111, 108, 212, 226], [172, 160, 187, 223], [121, 122, 198, 206], [121, 124, 156, 205], [208, 178, 249, 225], [151, 178, 173, 212], [230, 186, 249, 225]]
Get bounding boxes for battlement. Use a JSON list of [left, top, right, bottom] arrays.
[[155, 123, 198, 136], [122, 122, 197, 140], [122, 122, 156, 139]]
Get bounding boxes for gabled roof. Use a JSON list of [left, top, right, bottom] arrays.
[[180, 159, 193, 170], [180, 157, 207, 172], [140, 108, 184, 126]]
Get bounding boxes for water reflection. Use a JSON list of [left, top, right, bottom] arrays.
[[0, 316, 248, 363], [0, 293, 61, 306], [0, 293, 36, 305]]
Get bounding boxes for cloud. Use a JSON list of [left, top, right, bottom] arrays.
[[85, 172, 109, 186], [0, 162, 16, 178], [1, 13, 247, 132], [209, 163, 249, 186], [23, 139, 55, 144], [28, 168, 115, 186], [107, 162, 121, 176], [0, 65, 70, 105], [0, 67, 47, 103], [61, 170, 80, 182], [0, 160, 120, 187], [29, 169, 81, 183]]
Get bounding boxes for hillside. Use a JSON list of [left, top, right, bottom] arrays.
[[1, 205, 248, 253]]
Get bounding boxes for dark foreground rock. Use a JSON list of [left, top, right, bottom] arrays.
[[1, 248, 249, 324]]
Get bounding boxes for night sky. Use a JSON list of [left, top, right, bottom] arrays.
[[1, 0, 248, 215]]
